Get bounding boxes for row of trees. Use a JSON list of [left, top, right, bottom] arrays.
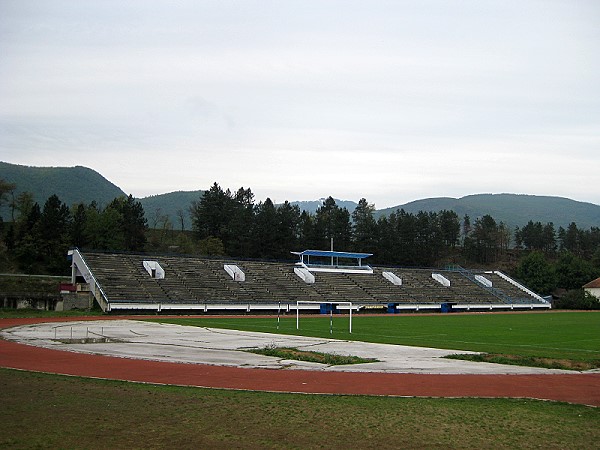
[[0, 189, 147, 274], [190, 183, 465, 266], [515, 220, 600, 259], [516, 251, 600, 296], [1, 180, 599, 301], [191, 183, 600, 270]]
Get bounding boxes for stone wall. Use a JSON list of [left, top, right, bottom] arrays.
[[56, 292, 94, 311], [0, 294, 59, 310]]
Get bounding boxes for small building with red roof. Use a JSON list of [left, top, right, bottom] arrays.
[[583, 277, 600, 299]]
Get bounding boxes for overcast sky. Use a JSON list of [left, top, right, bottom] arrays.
[[1, 1, 599, 208]]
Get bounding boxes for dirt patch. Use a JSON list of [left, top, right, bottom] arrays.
[[446, 353, 599, 371]]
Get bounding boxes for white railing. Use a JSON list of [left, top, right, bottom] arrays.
[[68, 249, 110, 311], [493, 271, 548, 303], [296, 262, 373, 274]]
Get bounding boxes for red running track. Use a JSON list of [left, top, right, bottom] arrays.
[[1, 317, 599, 406]]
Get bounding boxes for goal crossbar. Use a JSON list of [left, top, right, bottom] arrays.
[[296, 301, 352, 333]]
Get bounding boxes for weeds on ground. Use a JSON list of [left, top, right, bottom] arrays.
[[246, 344, 378, 365], [445, 353, 600, 371]]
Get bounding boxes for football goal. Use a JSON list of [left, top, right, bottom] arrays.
[[296, 300, 353, 334]]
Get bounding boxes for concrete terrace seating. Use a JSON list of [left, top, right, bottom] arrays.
[[388, 269, 451, 303], [159, 257, 252, 303], [485, 272, 541, 304], [310, 272, 377, 303], [236, 261, 322, 303], [348, 270, 402, 303], [76, 251, 547, 309], [441, 272, 503, 304]]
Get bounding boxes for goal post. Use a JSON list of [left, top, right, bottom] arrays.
[[296, 301, 353, 333]]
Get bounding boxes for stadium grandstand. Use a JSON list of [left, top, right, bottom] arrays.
[[67, 248, 550, 313]]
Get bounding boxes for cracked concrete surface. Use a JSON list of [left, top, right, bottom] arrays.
[[1, 320, 575, 375]]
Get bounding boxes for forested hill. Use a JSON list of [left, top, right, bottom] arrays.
[[2, 162, 599, 230], [376, 194, 600, 230], [0, 162, 125, 216], [139, 190, 204, 231], [0, 162, 202, 228]]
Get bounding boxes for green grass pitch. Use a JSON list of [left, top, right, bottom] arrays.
[[148, 311, 600, 364]]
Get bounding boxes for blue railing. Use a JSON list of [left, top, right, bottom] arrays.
[[446, 264, 514, 304]]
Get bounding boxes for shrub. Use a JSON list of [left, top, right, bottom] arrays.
[[554, 289, 600, 310]]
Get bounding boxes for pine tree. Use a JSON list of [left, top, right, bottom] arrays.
[[351, 198, 377, 253]]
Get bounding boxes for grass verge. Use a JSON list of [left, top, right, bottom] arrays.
[[2, 368, 599, 449], [246, 346, 378, 365], [0, 308, 103, 318]]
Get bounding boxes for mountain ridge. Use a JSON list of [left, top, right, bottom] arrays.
[[376, 193, 600, 230], [1, 162, 599, 230], [0, 161, 126, 211]]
